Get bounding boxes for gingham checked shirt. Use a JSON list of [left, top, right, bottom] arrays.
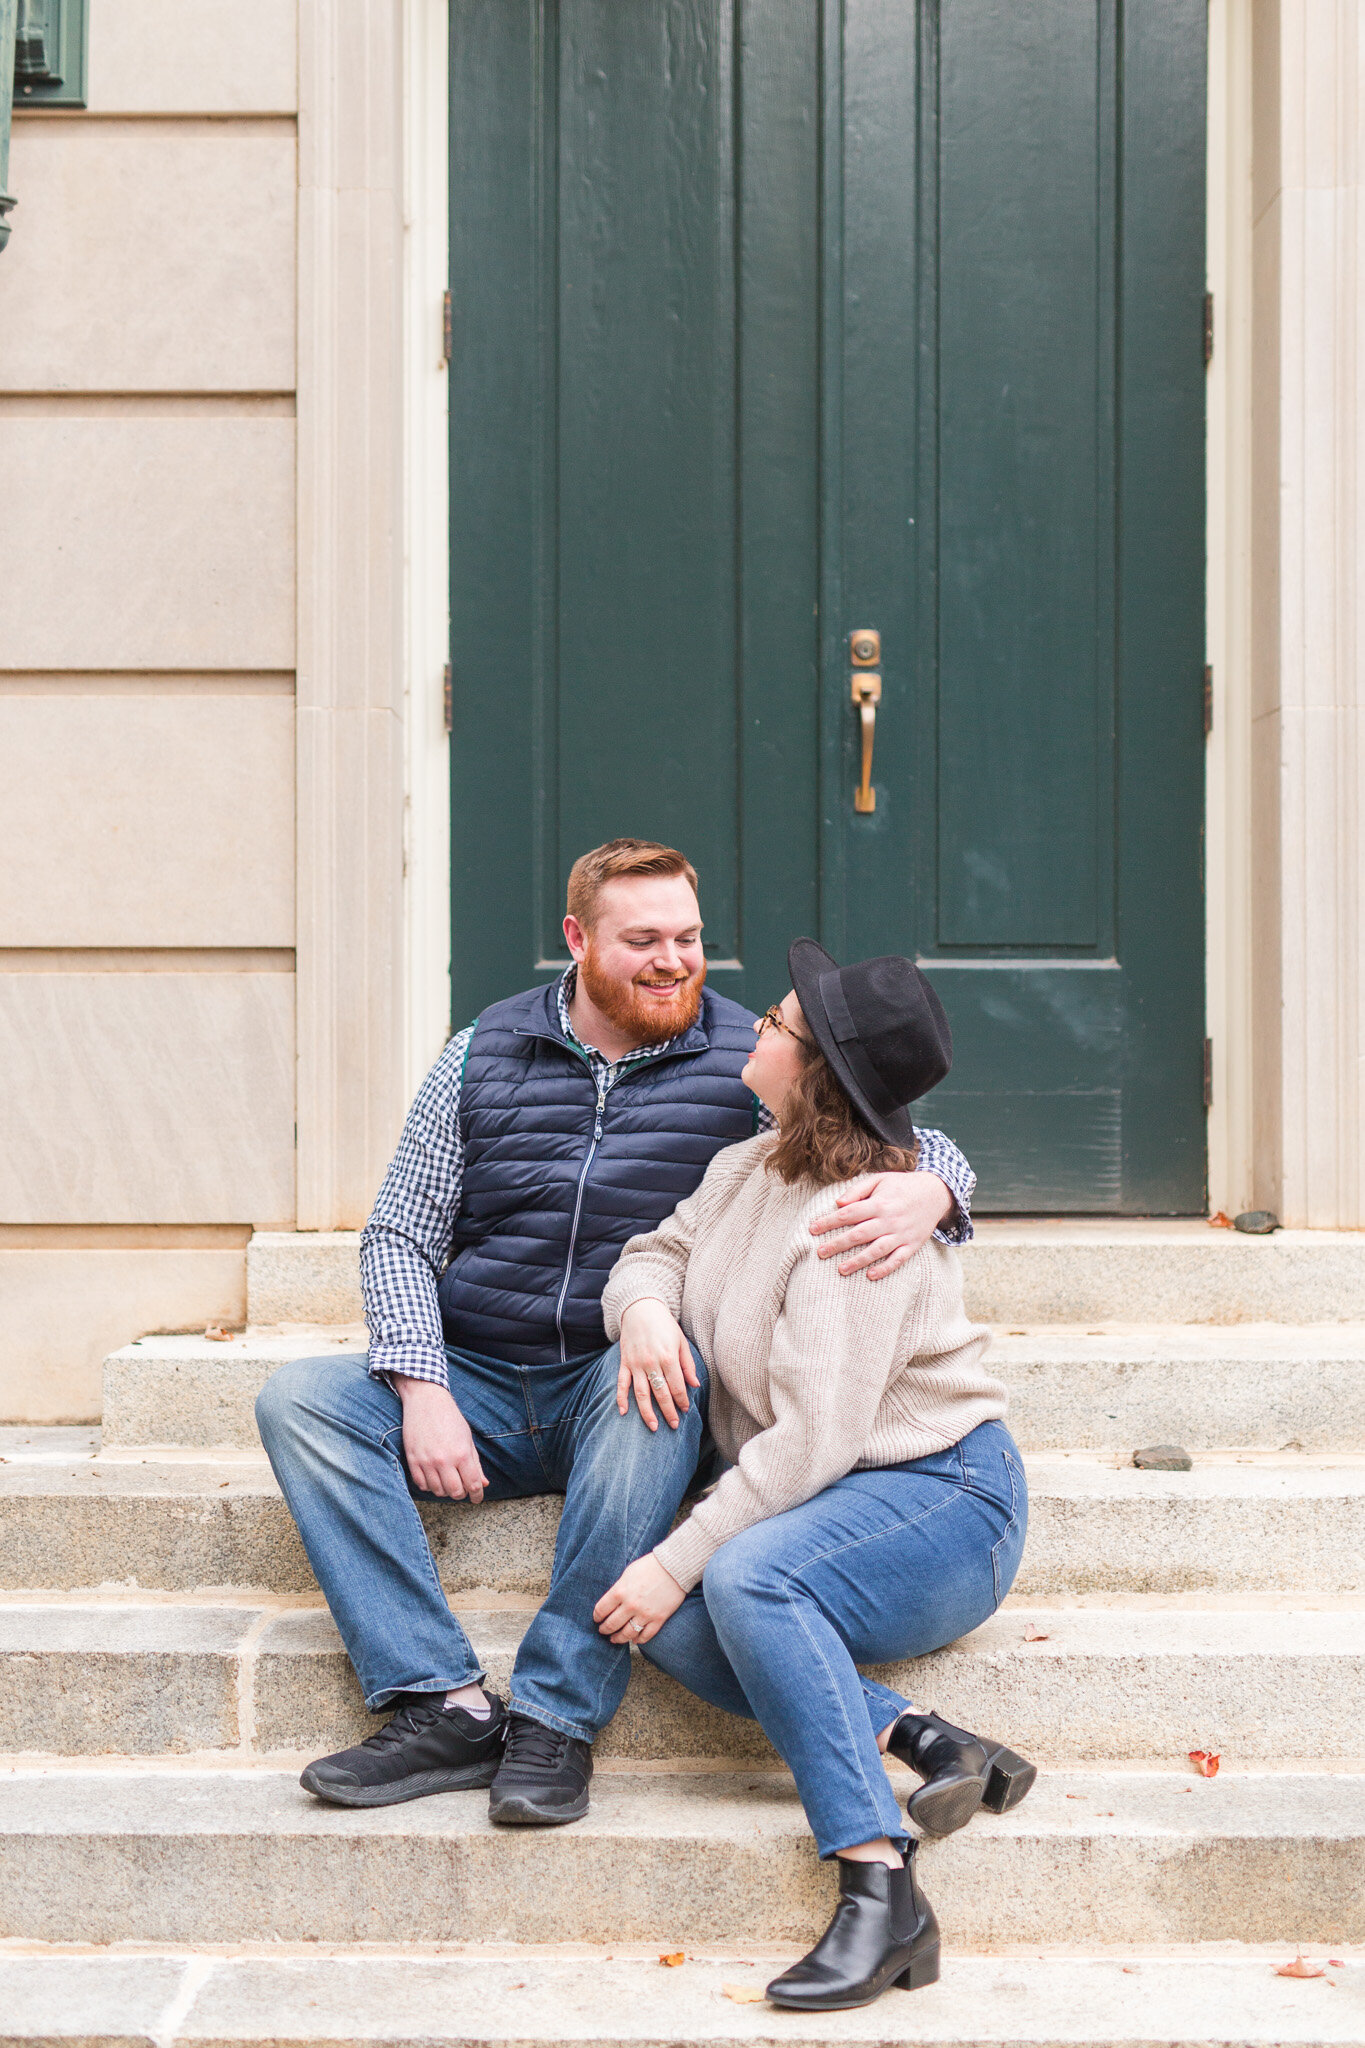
[[360, 968, 977, 1387]]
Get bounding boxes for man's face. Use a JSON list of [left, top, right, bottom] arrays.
[[564, 875, 707, 1045]]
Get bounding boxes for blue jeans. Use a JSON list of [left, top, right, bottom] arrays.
[[254, 1342, 712, 1740], [642, 1420, 1027, 1858]]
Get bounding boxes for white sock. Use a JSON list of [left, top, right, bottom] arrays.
[[443, 1685, 491, 1719]]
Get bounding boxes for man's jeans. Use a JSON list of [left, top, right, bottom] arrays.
[[255, 1342, 710, 1742], [641, 1420, 1027, 1858]]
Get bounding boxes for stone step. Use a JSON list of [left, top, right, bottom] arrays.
[[1, 1597, 1362, 1765], [2, 1447, 1361, 1597], [102, 1324, 1365, 1451], [0, 1766, 1360, 1947], [5, 1946, 1364, 2047], [246, 1222, 1365, 1330]]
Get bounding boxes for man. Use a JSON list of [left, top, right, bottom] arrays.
[[256, 840, 976, 1827]]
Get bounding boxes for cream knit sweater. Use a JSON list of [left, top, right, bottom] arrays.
[[600, 1131, 1007, 1592]]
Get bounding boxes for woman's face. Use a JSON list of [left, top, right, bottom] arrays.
[[741, 989, 813, 1120]]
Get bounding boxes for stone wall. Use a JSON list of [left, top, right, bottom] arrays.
[[0, 2, 413, 1422]]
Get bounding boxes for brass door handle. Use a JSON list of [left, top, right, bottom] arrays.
[[851, 672, 881, 813]]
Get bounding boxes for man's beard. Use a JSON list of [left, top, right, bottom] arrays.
[[578, 945, 706, 1047]]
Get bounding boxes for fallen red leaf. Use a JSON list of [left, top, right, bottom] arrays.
[[659, 1952, 685, 1968], [1275, 1957, 1325, 1979], [204, 1325, 232, 1342], [1022, 1627, 1050, 1642], [1189, 1750, 1220, 1777], [1209, 1211, 1234, 1228], [1330, 1961, 1345, 1968]]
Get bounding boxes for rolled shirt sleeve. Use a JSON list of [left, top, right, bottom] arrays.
[[915, 1125, 975, 1244], [359, 1023, 475, 1387]]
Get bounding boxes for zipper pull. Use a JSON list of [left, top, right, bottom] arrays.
[[594, 1089, 605, 1140]]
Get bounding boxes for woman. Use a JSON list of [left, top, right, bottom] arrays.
[[592, 943, 1033, 2012]]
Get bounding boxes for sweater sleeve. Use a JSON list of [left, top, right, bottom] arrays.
[[653, 1224, 931, 1591]]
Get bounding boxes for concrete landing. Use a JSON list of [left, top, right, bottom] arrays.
[[1, 1597, 1363, 1765], [0, 1767, 1361, 1947], [2, 1449, 1361, 1596], [101, 1324, 1365, 1452], [3, 1947, 1363, 2046], [245, 1223, 1365, 1331]]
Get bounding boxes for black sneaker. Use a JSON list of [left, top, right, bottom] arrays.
[[488, 1711, 593, 1825], [300, 1690, 506, 1808]]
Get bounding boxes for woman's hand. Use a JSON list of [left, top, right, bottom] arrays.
[[594, 1554, 686, 1644], [808, 1171, 955, 1280], [617, 1297, 698, 1432]]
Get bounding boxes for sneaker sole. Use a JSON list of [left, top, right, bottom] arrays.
[[488, 1788, 591, 1826], [299, 1756, 502, 1808]]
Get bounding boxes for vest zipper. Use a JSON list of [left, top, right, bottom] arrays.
[[553, 1082, 607, 1364]]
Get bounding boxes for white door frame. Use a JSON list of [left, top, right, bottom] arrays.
[[401, 0, 453, 1101]]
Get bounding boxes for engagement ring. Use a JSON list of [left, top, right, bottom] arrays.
[[630, 1618, 644, 1633], [646, 1370, 667, 1392]]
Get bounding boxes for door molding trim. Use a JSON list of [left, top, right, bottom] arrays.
[[295, 0, 406, 1228], [1205, 0, 1254, 1216], [402, 0, 453, 1094]]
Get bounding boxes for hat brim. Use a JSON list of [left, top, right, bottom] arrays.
[[786, 938, 919, 1151]]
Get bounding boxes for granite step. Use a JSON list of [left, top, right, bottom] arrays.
[[101, 1324, 1365, 1452], [0, 1765, 1360, 1947], [1, 1448, 1361, 1597], [5, 1946, 1364, 2047], [2, 1597, 1362, 1765], [246, 1222, 1365, 1328]]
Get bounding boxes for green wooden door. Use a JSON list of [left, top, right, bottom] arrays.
[[449, 1, 1207, 1213]]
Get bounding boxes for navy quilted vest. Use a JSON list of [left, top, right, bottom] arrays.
[[437, 981, 759, 1365]]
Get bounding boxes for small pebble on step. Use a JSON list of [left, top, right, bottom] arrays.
[[1132, 1444, 1193, 1470], [1233, 1210, 1279, 1234]]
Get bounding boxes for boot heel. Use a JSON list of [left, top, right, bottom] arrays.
[[982, 1745, 1037, 1812], [895, 1942, 940, 1990]]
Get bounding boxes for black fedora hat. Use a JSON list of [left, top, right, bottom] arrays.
[[787, 940, 952, 1148]]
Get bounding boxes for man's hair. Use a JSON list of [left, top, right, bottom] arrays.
[[566, 839, 699, 929]]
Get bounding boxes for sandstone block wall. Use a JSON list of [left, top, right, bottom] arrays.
[[0, 0, 301, 1420]]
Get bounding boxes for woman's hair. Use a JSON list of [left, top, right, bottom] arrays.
[[765, 1031, 919, 1187]]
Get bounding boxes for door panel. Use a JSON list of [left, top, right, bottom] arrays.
[[451, 0, 1206, 1211], [836, 0, 1205, 1210], [451, 0, 821, 1014], [935, 1, 1109, 953]]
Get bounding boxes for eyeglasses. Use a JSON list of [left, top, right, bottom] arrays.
[[758, 1005, 811, 1046]]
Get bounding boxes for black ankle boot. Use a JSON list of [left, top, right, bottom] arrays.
[[885, 1708, 1036, 1837], [765, 1845, 939, 2011]]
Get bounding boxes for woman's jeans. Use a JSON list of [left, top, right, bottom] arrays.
[[255, 1342, 714, 1740], [643, 1419, 1027, 1859]]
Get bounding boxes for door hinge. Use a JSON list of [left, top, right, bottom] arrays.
[[1203, 291, 1214, 368], [1203, 1038, 1214, 1111], [442, 289, 453, 366], [1204, 663, 1213, 737], [443, 662, 453, 734]]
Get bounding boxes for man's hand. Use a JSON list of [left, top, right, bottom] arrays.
[[594, 1553, 687, 1645], [809, 1172, 955, 1281], [617, 1297, 697, 1432], [397, 1376, 489, 1501]]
